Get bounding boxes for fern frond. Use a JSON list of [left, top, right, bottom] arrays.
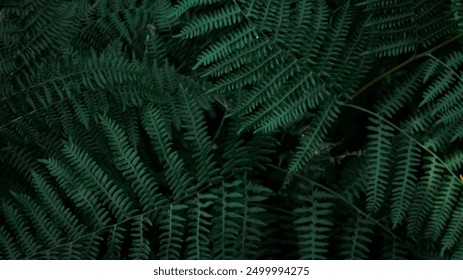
[[339, 214, 374, 259], [424, 174, 461, 243], [142, 104, 194, 198], [220, 123, 275, 176], [440, 191, 463, 255], [1, 46, 146, 128], [152, 0, 178, 32], [235, 181, 272, 259], [364, 117, 394, 213], [41, 158, 111, 229], [374, 67, 424, 119], [241, 71, 330, 134], [75, 0, 157, 49], [316, 1, 353, 71], [193, 23, 258, 69], [105, 225, 126, 260], [229, 54, 299, 114], [178, 85, 222, 189], [358, 0, 458, 57], [287, 98, 340, 177], [99, 115, 165, 212], [390, 136, 421, 228], [171, 0, 225, 18], [0, 0, 80, 66], [62, 140, 136, 221], [0, 200, 42, 258], [420, 68, 458, 107], [174, 4, 242, 39], [451, 239, 463, 260], [0, 225, 23, 260], [186, 193, 216, 259], [407, 156, 442, 239], [379, 234, 408, 260], [211, 180, 244, 259], [293, 186, 334, 260], [10, 191, 65, 248], [157, 204, 188, 260], [128, 215, 152, 260]]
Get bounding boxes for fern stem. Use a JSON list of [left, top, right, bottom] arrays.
[[352, 32, 463, 99]]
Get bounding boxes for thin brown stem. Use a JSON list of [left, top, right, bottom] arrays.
[[352, 32, 463, 99]]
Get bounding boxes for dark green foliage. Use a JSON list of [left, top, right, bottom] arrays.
[[1, 0, 463, 260]]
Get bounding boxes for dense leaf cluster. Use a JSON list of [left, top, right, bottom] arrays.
[[1, 0, 463, 259]]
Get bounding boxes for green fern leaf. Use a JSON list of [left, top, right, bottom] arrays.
[[0, 200, 42, 257], [10, 191, 65, 248], [424, 174, 460, 242], [186, 193, 216, 259], [407, 156, 442, 239], [171, 0, 225, 18], [174, 5, 242, 39], [0, 225, 23, 260], [287, 98, 340, 177], [142, 104, 194, 198], [440, 191, 463, 255], [100, 115, 165, 211], [41, 158, 111, 230], [62, 140, 136, 221], [293, 186, 334, 259], [157, 204, 188, 260], [178, 85, 222, 189], [129, 215, 152, 260], [364, 117, 394, 213], [339, 214, 374, 259], [390, 136, 421, 228]]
